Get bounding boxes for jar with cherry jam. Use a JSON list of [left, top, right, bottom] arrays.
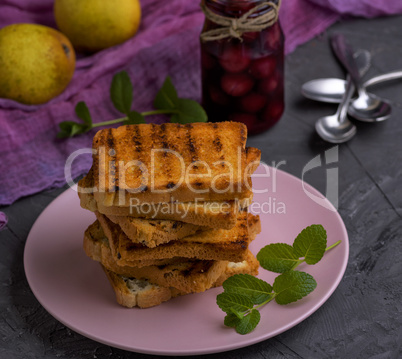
[[200, 0, 284, 134]]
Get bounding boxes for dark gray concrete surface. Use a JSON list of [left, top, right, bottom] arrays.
[[1, 15, 401, 359]]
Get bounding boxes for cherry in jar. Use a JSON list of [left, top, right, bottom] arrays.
[[200, 0, 284, 135]]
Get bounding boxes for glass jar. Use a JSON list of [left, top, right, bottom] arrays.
[[200, 0, 284, 135]]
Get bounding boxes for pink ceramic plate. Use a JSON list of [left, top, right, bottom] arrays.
[[24, 167, 348, 356]]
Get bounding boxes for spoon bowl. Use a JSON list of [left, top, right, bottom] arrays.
[[349, 90, 392, 122], [315, 113, 357, 143], [315, 75, 358, 143], [302, 78, 346, 103], [314, 45, 370, 143]]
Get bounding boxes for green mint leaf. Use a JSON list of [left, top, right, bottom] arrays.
[[70, 123, 86, 136], [153, 76, 179, 110], [224, 313, 241, 328], [257, 243, 300, 273], [58, 121, 75, 131], [75, 101, 92, 126], [125, 111, 146, 125], [57, 122, 73, 138], [170, 98, 208, 123], [273, 271, 317, 305], [222, 274, 273, 305], [110, 71, 133, 115], [235, 309, 261, 335], [57, 121, 87, 138], [293, 224, 327, 265], [216, 292, 254, 314]]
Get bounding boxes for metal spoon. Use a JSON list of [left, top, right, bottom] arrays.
[[305, 32, 394, 123], [302, 70, 402, 104], [302, 77, 347, 103], [315, 75, 357, 143], [348, 83, 392, 123], [315, 47, 371, 143]]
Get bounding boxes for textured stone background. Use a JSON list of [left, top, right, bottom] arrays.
[[1, 15, 401, 359]]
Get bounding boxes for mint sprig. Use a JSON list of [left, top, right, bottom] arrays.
[[57, 72, 207, 138], [257, 224, 329, 273], [217, 224, 341, 335]]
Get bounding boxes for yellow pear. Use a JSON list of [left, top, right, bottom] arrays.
[[0, 23, 76, 105], [54, 0, 142, 53]]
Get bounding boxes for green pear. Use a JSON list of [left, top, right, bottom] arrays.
[[0, 23, 76, 105], [54, 0, 141, 53]]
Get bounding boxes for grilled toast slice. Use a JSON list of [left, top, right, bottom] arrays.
[[102, 250, 260, 308], [84, 220, 189, 268], [245, 146, 261, 174], [79, 169, 250, 229], [102, 268, 172, 309], [78, 143, 260, 229], [84, 222, 228, 292], [106, 215, 208, 248], [90, 122, 255, 206], [97, 197, 245, 229], [97, 211, 261, 264]]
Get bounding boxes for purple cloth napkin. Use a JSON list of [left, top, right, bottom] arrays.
[[0, 212, 7, 230], [0, 0, 401, 206]]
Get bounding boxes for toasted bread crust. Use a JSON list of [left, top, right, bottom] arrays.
[[97, 211, 260, 263], [213, 251, 260, 287], [90, 123, 256, 206], [107, 215, 208, 247], [79, 185, 252, 229], [78, 143, 259, 229], [95, 198, 242, 229], [79, 172, 250, 229], [83, 221, 187, 268], [101, 250, 260, 308], [93, 122, 247, 206], [245, 147, 261, 174], [103, 267, 173, 308], [85, 225, 228, 292]]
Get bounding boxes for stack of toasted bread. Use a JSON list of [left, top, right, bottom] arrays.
[[79, 122, 261, 308]]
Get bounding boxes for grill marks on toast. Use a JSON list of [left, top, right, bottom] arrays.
[[184, 124, 205, 190], [131, 125, 147, 191], [155, 123, 174, 189], [213, 123, 225, 162], [146, 123, 186, 190], [160, 123, 182, 190], [107, 128, 118, 191], [185, 123, 198, 163], [91, 122, 253, 203]]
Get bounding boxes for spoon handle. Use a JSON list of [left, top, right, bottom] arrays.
[[336, 75, 355, 123], [331, 34, 363, 87], [364, 70, 402, 88]]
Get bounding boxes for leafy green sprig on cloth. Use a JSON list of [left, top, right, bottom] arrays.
[[217, 224, 341, 335], [57, 71, 207, 138]]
